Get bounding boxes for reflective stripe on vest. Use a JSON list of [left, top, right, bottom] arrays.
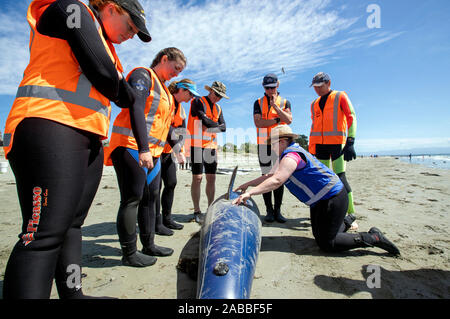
[[256, 96, 287, 144], [104, 67, 174, 164], [282, 144, 342, 206], [310, 91, 345, 137], [187, 97, 220, 149], [111, 125, 167, 148], [3, 0, 120, 156], [15, 73, 109, 117]]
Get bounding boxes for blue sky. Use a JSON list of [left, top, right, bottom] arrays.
[[0, 0, 449, 153]]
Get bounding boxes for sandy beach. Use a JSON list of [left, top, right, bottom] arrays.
[[0, 151, 449, 299]]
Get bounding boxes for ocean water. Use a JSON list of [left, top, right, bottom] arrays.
[[398, 155, 450, 170]]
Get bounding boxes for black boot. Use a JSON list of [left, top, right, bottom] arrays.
[[140, 234, 174, 257], [274, 208, 287, 223], [155, 213, 174, 236], [121, 240, 157, 267], [264, 208, 275, 223], [142, 245, 174, 257], [163, 212, 184, 230], [369, 227, 400, 256]]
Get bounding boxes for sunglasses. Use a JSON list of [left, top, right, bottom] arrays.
[[214, 92, 223, 99]]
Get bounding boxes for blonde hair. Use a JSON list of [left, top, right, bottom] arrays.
[[89, 0, 126, 14], [168, 78, 195, 94], [151, 47, 187, 69]]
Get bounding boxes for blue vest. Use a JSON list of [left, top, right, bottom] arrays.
[[281, 143, 343, 206]]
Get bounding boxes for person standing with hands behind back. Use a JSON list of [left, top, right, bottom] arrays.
[[253, 73, 292, 223], [309, 72, 358, 231]]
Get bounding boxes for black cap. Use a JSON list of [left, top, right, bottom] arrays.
[[310, 72, 331, 87], [262, 73, 278, 88], [114, 0, 151, 42]]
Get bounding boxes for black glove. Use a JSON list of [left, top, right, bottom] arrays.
[[113, 77, 136, 108], [342, 137, 356, 161]]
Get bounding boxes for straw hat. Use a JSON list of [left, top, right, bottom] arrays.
[[204, 81, 229, 99], [266, 125, 298, 145]]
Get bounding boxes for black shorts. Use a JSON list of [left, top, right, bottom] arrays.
[[314, 144, 343, 161], [191, 147, 218, 175]]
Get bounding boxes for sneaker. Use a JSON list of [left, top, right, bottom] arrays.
[[369, 227, 400, 255]]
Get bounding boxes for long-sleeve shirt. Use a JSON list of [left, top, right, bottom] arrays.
[[190, 96, 226, 133]]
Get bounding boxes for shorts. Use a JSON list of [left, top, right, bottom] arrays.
[[191, 147, 218, 175]]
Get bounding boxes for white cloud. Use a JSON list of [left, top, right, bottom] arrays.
[[0, 6, 30, 95], [368, 31, 405, 47], [0, 0, 404, 95], [116, 0, 361, 84]]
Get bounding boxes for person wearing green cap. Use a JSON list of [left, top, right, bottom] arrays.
[[309, 72, 359, 231]]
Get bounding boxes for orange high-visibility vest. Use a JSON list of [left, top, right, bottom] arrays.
[[3, 0, 122, 158], [186, 97, 221, 150], [256, 95, 288, 145], [162, 102, 186, 154], [104, 67, 175, 165], [309, 91, 348, 154]]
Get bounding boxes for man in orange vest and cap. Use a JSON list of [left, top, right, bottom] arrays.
[[309, 72, 358, 231], [253, 73, 292, 222]]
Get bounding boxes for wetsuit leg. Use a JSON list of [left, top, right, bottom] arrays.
[[3, 118, 102, 299], [160, 153, 183, 230], [111, 147, 146, 244], [330, 146, 355, 215], [138, 160, 173, 256], [310, 189, 371, 252], [155, 154, 174, 235], [257, 144, 275, 221], [54, 137, 104, 298]]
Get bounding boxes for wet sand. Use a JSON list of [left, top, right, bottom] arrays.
[[0, 152, 449, 299]]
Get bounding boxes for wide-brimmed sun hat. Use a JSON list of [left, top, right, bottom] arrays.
[[266, 125, 298, 145], [204, 81, 229, 99]]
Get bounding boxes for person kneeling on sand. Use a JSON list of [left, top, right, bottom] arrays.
[[233, 125, 400, 255]]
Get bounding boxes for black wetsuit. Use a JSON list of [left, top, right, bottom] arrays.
[[111, 69, 181, 254], [3, 0, 135, 299]]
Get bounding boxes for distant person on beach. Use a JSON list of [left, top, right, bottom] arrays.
[[104, 47, 187, 267], [253, 73, 292, 223], [186, 81, 227, 223], [233, 125, 400, 256], [308, 72, 359, 230], [2, 0, 151, 299], [156, 79, 201, 233]]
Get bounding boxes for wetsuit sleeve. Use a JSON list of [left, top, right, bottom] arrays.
[[253, 100, 262, 115], [191, 98, 219, 128], [36, 0, 120, 102], [340, 93, 357, 138], [127, 69, 151, 153]]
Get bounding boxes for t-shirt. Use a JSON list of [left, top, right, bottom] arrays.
[[284, 152, 307, 170]]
